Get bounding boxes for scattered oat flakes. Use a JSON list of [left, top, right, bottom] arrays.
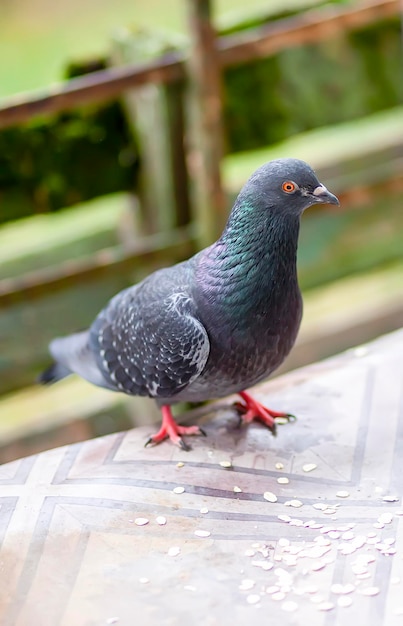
[[337, 596, 353, 608], [173, 486, 185, 494], [252, 560, 274, 571], [336, 490, 350, 498], [134, 517, 149, 526], [194, 529, 211, 538], [156, 516, 167, 525], [239, 579, 255, 591], [282, 601, 298, 612], [361, 587, 380, 597], [317, 602, 335, 612], [313, 503, 327, 511], [331, 583, 355, 595], [168, 546, 181, 557], [263, 491, 278, 503], [303, 463, 317, 473], [277, 477, 289, 485], [219, 460, 232, 469], [272, 591, 286, 601], [286, 499, 303, 508], [383, 495, 399, 502], [246, 594, 260, 605]]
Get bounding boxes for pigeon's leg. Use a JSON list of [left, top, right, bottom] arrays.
[[234, 390, 295, 435], [145, 405, 206, 451]]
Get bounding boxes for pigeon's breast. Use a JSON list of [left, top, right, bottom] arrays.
[[162, 286, 302, 404]]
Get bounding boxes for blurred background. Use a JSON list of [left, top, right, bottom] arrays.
[[0, 0, 402, 463]]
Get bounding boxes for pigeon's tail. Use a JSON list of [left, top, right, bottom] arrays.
[[38, 361, 71, 385], [39, 330, 114, 391]]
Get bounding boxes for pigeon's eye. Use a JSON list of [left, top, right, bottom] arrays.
[[282, 181, 296, 193]]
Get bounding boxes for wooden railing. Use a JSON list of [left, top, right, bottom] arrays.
[[0, 0, 401, 309]]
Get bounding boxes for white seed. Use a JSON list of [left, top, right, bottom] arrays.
[[342, 531, 355, 541], [252, 560, 274, 571], [313, 503, 328, 510], [278, 538, 290, 547], [338, 596, 353, 608], [156, 516, 167, 525], [246, 594, 260, 605], [176, 462, 184, 468], [168, 546, 181, 557], [173, 486, 185, 494], [233, 486, 242, 493], [219, 460, 232, 468], [360, 587, 380, 596], [378, 513, 393, 524], [317, 602, 335, 611], [331, 583, 355, 595], [287, 499, 303, 508], [239, 579, 255, 591], [275, 462, 284, 470], [200, 507, 209, 514], [263, 491, 278, 503], [266, 585, 280, 594], [272, 591, 286, 601], [134, 518, 149, 526], [303, 463, 317, 473], [245, 549, 256, 557], [282, 600, 298, 612], [336, 490, 350, 498], [278, 514, 292, 523], [194, 529, 211, 538], [277, 477, 289, 485]]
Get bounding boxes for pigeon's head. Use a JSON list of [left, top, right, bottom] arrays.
[[242, 158, 339, 216]]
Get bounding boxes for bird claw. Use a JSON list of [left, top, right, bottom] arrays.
[[233, 391, 296, 435], [145, 407, 205, 450]]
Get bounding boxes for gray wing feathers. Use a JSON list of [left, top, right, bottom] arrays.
[[89, 281, 210, 398]]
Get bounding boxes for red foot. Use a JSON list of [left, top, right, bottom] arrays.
[[145, 405, 206, 450], [234, 390, 295, 435]]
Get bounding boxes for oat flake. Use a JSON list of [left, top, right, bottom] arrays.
[[134, 518, 149, 526], [303, 463, 317, 473], [263, 491, 278, 503], [194, 529, 211, 538], [173, 486, 185, 494], [277, 477, 289, 485]]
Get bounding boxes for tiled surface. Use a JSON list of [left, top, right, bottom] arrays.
[[1, 329, 403, 625]]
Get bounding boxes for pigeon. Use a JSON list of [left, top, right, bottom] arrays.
[[40, 158, 339, 449]]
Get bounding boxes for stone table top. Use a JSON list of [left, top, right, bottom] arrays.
[[1, 329, 403, 626]]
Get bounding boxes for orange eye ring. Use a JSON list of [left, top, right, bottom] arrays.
[[282, 181, 296, 193]]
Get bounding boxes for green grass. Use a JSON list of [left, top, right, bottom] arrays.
[[0, 0, 324, 98]]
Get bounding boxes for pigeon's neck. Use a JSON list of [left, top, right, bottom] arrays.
[[195, 201, 301, 324]]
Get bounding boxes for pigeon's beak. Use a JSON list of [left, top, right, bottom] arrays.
[[311, 184, 340, 206]]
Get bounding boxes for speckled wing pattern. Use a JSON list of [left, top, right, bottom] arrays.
[[89, 268, 210, 399]]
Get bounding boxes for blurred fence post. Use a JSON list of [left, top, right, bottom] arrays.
[[112, 30, 191, 236], [185, 0, 227, 248]]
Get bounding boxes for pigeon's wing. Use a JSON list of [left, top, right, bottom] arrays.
[[88, 278, 210, 399]]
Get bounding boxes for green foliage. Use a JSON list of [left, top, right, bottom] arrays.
[[223, 17, 401, 152], [0, 61, 138, 224]]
